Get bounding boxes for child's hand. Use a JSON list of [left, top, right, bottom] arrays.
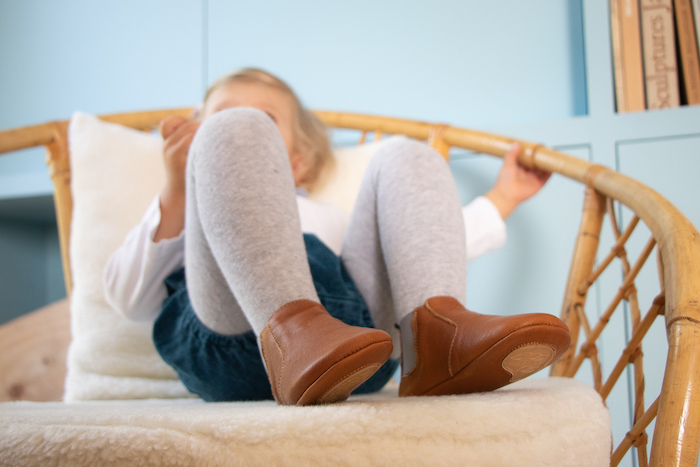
[[161, 116, 200, 196], [485, 143, 551, 220], [153, 116, 200, 242]]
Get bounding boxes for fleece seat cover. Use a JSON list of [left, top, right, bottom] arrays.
[[1, 378, 610, 466]]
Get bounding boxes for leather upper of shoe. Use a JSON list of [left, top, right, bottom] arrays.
[[260, 299, 392, 405], [401, 296, 571, 396]]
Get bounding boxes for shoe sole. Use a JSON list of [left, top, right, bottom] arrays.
[[297, 340, 393, 405], [502, 343, 557, 382], [317, 363, 383, 404], [419, 324, 569, 396]]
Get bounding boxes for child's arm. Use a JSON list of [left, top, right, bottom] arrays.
[[103, 197, 185, 321], [463, 197, 507, 262], [484, 143, 551, 220], [463, 144, 551, 261], [103, 117, 199, 321]]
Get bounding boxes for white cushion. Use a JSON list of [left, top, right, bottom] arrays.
[[309, 139, 388, 213], [66, 112, 190, 400]]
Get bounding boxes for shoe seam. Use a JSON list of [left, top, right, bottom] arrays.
[[404, 311, 420, 379], [423, 301, 459, 377], [266, 328, 287, 405], [326, 338, 391, 367]]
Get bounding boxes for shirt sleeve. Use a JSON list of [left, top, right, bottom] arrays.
[[102, 196, 185, 322], [463, 196, 507, 262]]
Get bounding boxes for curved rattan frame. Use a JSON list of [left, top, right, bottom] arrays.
[[1, 109, 699, 466]]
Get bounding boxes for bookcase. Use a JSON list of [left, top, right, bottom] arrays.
[[611, 0, 700, 111]]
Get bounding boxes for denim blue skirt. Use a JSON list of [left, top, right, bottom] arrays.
[[153, 233, 399, 402]]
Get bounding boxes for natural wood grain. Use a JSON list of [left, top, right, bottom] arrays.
[[0, 299, 70, 402]]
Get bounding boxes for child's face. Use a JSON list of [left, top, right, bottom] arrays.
[[201, 81, 299, 162]]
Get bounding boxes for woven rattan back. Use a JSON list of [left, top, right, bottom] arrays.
[[1, 109, 698, 466]]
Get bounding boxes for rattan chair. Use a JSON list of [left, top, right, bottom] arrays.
[[1, 109, 699, 466]]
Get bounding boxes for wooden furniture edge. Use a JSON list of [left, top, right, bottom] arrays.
[[0, 299, 70, 402]]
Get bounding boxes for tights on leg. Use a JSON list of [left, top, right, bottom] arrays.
[[342, 137, 467, 363], [185, 107, 319, 336]]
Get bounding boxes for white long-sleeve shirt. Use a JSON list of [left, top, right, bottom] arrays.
[[103, 195, 506, 322]]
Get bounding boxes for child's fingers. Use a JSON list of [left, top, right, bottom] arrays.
[[538, 170, 552, 183], [505, 143, 521, 166], [172, 121, 200, 139], [165, 122, 201, 164], [160, 116, 190, 139], [508, 143, 552, 179], [166, 121, 200, 149], [171, 125, 198, 153]]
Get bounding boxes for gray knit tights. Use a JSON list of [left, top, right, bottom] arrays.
[[185, 108, 466, 360]]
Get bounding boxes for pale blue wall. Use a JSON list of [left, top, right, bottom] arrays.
[[0, 0, 587, 322], [0, 0, 205, 197], [206, 0, 586, 128]]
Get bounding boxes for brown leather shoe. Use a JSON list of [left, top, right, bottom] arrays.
[[399, 296, 571, 397], [260, 299, 393, 405]]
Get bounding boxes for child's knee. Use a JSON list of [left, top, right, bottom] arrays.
[[370, 136, 446, 174], [191, 107, 278, 156]]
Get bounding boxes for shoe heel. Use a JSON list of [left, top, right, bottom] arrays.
[[297, 340, 392, 405], [316, 363, 383, 404], [501, 343, 557, 382]]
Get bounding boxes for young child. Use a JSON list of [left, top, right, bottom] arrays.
[[104, 68, 570, 406]]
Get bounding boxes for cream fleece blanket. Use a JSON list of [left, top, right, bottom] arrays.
[[1, 378, 610, 466]]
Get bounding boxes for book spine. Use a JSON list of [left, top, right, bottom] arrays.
[[674, 0, 700, 104], [693, 0, 700, 59], [621, 0, 647, 111], [611, 0, 627, 111], [611, 0, 647, 112], [641, 0, 681, 108]]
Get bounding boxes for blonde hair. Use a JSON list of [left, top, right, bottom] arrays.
[[203, 68, 334, 192]]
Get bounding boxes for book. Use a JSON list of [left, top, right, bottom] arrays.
[[693, 0, 700, 59], [674, 0, 700, 104], [640, 0, 681, 108], [611, 0, 647, 112]]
